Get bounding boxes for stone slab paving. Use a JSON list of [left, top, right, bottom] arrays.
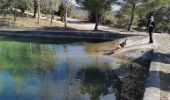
[[143, 34, 170, 100], [143, 48, 161, 100], [156, 34, 170, 100]]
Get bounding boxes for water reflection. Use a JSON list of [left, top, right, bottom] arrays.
[[0, 42, 56, 76], [76, 63, 121, 100], [0, 37, 120, 100]]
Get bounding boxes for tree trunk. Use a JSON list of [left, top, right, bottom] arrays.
[[128, 4, 135, 31], [50, 1, 55, 27], [37, 0, 40, 24], [64, 10, 67, 28], [94, 14, 99, 31], [33, 0, 38, 18], [50, 11, 54, 27], [64, 0, 68, 28], [3, 9, 7, 19], [13, 0, 17, 21], [13, 7, 17, 21], [26, 0, 29, 18], [50, 14, 53, 27]]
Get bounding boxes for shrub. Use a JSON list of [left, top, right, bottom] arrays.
[[71, 10, 89, 20], [101, 11, 117, 26]]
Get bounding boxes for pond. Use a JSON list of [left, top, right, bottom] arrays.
[[0, 36, 148, 100]]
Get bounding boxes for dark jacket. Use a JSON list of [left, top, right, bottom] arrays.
[[148, 21, 155, 32]]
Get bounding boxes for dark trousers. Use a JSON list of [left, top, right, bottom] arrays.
[[149, 31, 153, 43]]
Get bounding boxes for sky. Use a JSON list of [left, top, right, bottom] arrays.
[[69, 0, 79, 6]]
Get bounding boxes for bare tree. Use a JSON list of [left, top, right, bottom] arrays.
[[63, 0, 68, 28], [33, 0, 38, 18], [37, 0, 40, 23], [13, 0, 17, 21], [50, 0, 55, 27]]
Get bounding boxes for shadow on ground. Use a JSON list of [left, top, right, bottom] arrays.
[[33, 26, 145, 39], [125, 43, 149, 48], [144, 52, 170, 92], [154, 52, 170, 64], [108, 50, 154, 100], [0, 36, 109, 44], [35, 26, 77, 31], [145, 71, 170, 92]]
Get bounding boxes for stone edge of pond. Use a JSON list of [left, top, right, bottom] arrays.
[[143, 50, 160, 100], [0, 30, 138, 40]]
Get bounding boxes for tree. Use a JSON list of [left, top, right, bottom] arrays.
[[57, 3, 65, 21], [0, 0, 10, 18], [138, 6, 170, 33], [117, 0, 170, 31], [17, 0, 28, 13], [116, 0, 150, 31], [32, 0, 40, 23], [82, 0, 113, 31], [13, 0, 17, 21], [50, 0, 55, 27], [63, 0, 68, 28], [37, 0, 40, 23], [33, 0, 38, 18]]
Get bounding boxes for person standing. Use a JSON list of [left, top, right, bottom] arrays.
[[148, 16, 155, 43]]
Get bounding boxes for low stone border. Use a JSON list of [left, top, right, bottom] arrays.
[[143, 50, 160, 100], [0, 30, 138, 40]]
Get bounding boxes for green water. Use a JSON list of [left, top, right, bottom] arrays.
[[0, 37, 121, 100]]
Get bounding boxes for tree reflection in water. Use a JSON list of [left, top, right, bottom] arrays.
[[0, 38, 122, 100], [0, 41, 57, 100], [76, 63, 122, 100], [0, 42, 56, 76]]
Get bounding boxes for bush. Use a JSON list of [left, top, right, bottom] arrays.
[[71, 10, 89, 20], [155, 21, 170, 33], [115, 12, 130, 28], [55, 3, 64, 21], [17, 0, 28, 13], [40, 1, 51, 14], [101, 11, 117, 26], [67, 4, 76, 17]]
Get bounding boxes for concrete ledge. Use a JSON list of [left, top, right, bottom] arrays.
[[143, 50, 160, 100], [0, 30, 132, 40]]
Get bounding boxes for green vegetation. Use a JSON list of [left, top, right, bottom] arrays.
[[0, 41, 56, 76], [138, 7, 170, 33], [115, 0, 170, 32], [101, 11, 117, 26], [0, 0, 170, 33]]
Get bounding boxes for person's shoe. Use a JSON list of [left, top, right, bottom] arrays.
[[149, 41, 153, 44]]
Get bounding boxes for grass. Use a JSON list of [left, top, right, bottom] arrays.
[[0, 13, 106, 31], [0, 15, 65, 30]]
